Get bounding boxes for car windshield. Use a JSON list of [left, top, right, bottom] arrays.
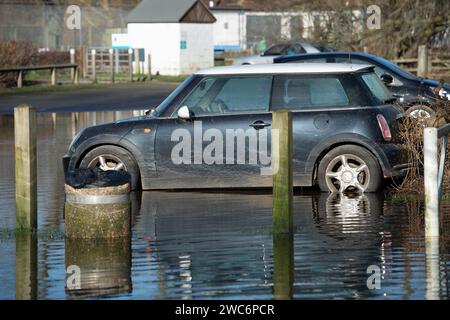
[[263, 44, 288, 56], [152, 75, 196, 116], [360, 72, 393, 103]]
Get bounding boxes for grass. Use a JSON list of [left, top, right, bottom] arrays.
[[152, 74, 189, 83], [0, 72, 185, 96], [0, 83, 107, 96]]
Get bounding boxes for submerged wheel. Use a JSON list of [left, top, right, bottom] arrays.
[[79, 145, 141, 190], [317, 145, 382, 193]]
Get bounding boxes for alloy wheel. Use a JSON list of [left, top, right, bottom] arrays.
[[324, 154, 370, 192], [87, 154, 127, 172]]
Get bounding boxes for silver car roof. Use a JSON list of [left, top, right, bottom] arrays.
[[196, 63, 374, 75]]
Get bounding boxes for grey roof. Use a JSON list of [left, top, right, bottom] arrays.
[[127, 0, 201, 23]]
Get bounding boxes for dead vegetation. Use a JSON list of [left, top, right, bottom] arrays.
[[391, 98, 450, 194]]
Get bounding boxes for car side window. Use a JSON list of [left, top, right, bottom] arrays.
[[173, 76, 272, 117], [271, 75, 350, 110], [286, 44, 306, 55], [293, 57, 329, 63]]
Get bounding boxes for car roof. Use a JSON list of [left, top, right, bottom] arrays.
[[274, 52, 379, 61], [196, 63, 374, 75]]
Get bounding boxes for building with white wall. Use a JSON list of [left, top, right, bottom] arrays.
[[210, 4, 330, 52], [127, 0, 216, 76]]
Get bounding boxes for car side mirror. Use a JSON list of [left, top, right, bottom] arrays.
[[177, 106, 191, 120], [380, 74, 394, 85]]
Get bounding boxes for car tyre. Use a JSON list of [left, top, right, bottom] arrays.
[[79, 145, 141, 190], [317, 145, 382, 193], [405, 104, 434, 123]]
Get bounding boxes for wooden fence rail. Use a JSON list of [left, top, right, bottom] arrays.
[[392, 45, 450, 78], [0, 64, 79, 88]]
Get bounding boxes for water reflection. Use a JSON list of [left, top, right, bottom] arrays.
[[65, 237, 132, 299], [425, 237, 440, 300], [1, 110, 450, 299], [15, 233, 37, 300], [273, 233, 294, 300]]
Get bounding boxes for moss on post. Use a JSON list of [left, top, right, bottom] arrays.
[[272, 109, 293, 234], [64, 184, 131, 239]]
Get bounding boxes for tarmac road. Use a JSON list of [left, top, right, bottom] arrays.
[[0, 82, 179, 114]]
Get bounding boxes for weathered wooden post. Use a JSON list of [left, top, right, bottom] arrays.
[[15, 233, 37, 300], [70, 48, 76, 81], [74, 66, 80, 85], [51, 67, 56, 86], [91, 49, 97, 83], [148, 53, 152, 80], [134, 48, 140, 75], [17, 70, 23, 88], [14, 105, 37, 230], [128, 48, 133, 82], [424, 127, 439, 237], [272, 109, 293, 234], [271, 109, 294, 300], [418, 45, 429, 78], [109, 48, 115, 84]]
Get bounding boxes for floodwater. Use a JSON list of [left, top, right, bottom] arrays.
[[1, 111, 450, 300]]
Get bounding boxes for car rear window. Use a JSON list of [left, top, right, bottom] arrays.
[[271, 74, 350, 109], [360, 72, 392, 103]]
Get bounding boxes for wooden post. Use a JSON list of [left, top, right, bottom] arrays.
[[14, 105, 37, 230], [424, 127, 439, 237], [91, 49, 97, 83], [51, 67, 56, 86], [272, 109, 293, 234], [70, 48, 76, 81], [128, 48, 133, 82], [418, 45, 429, 78], [109, 48, 115, 84], [81, 46, 87, 79], [148, 53, 152, 80], [134, 48, 140, 75], [74, 67, 80, 85], [17, 70, 23, 88], [273, 233, 294, 299]]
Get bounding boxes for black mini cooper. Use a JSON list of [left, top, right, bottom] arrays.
[[63, 63, 408, 192]]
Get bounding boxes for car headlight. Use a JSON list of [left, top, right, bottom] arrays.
[[439, 88, 450, 100], [430, 86, 450, 100]]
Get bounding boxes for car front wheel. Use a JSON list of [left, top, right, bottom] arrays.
[[79, 145, 141, 190], [317, 145, 382, 193]]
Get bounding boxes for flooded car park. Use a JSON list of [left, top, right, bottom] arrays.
[[1, 111, 450, 299]]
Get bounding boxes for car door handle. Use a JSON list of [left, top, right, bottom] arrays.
[[249, 121, 271, 130]]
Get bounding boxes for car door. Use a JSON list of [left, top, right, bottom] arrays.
[[153, 75, 274, 189]]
